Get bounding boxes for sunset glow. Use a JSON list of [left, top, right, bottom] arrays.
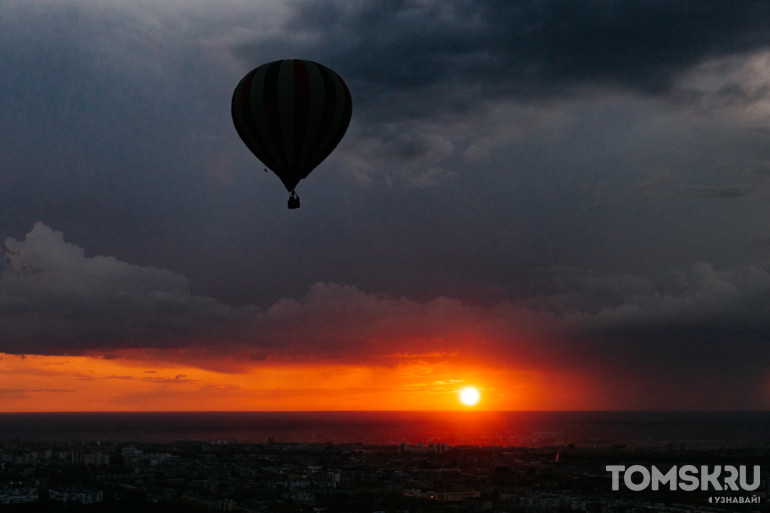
[[0, 351, 604, 412]]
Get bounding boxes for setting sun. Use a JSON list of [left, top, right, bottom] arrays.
[[459, 386, 481, 406]]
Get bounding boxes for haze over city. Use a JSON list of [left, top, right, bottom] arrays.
[[2, 1, 770, 411]]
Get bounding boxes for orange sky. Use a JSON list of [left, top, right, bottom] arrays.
[[0, 351, 597, 412]]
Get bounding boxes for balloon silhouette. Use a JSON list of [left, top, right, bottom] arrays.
[[232, 59, 352, 209]]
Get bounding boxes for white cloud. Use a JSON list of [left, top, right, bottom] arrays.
[[4, 222, 187, 298], [0, 222, 234, 353], [677, 49, 770, 125]]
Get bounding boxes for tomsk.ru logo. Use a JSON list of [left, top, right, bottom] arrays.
[[606, 465, 761, 492]]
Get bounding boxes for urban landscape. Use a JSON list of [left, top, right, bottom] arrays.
[[1, 436, 767, 513]]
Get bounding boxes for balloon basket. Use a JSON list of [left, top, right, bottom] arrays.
[[288, 191, 300, 209]]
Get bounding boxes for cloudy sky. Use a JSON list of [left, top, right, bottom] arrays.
[[2, 0, 770, 411]]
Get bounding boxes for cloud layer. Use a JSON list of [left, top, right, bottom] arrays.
[[2, 223, 768, 408], [1, 223, 235, 352]]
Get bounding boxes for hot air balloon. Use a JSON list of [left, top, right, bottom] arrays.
[[232, 59, 352, 209]]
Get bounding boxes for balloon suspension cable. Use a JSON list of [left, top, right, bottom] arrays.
[[288, 190, 300, 209]]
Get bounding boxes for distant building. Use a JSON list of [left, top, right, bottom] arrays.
[[0, 482, 39, 504], [49, 487, 103, 504], [432, 490, 481, 502]]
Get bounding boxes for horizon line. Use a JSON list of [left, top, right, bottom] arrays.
[[2, 409, 768, 414]]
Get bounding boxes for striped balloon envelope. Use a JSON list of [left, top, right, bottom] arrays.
[[231, 59, 352, 208]]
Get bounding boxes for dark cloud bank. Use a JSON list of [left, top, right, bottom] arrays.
[[2, 223, 768, 407], [261, 0, 770, 106]]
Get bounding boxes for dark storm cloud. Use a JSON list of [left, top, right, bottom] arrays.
[[549, 263, 770, 342], [247, 0, 770, 110], [228, 0, 770, 223], [527, 263, 770, 401], [3, 224, 768, 371]]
